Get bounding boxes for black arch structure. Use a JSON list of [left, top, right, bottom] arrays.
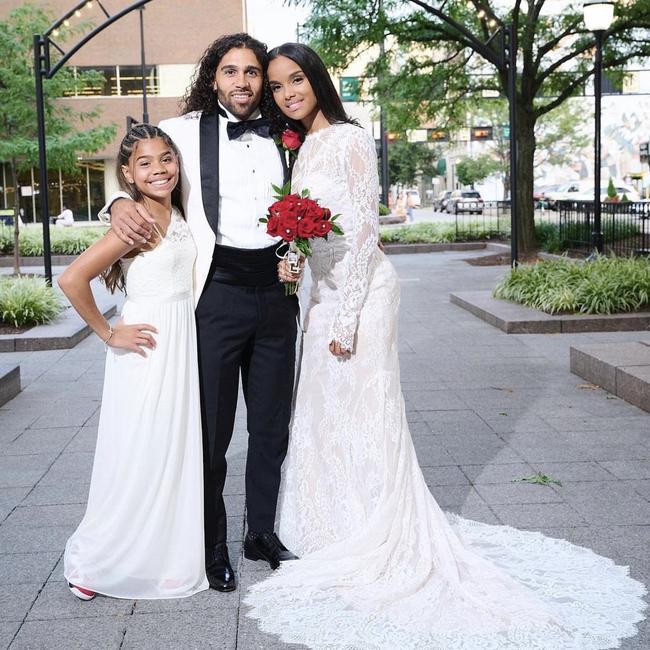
[[34, 0, 153, 284]]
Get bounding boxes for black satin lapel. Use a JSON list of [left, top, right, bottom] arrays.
[[276, 143, 290, 186], [200, 111, 220, 236]]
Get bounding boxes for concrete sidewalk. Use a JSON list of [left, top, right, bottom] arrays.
[[1, 250, 648, 649]]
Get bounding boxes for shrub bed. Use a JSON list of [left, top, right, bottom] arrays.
[[493, 256, 650, 315], [0, 224, 106, 256], [380, 222, 498, 244], [0, 276, 64, 327]]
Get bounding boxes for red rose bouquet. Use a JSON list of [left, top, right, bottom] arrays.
[[261, 181, 343, 294]]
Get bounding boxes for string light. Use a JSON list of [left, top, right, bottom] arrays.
[[489, 18, 497, 27], [52, 28, 60, 37], [86, 1, 94, 8], [75, 10, 82, 17], [63, 19, 70, 27], [477, 9, 486, 18]]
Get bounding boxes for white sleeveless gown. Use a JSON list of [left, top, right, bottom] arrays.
[[244, 123, 646, 648], [64, 209, 208, 599]]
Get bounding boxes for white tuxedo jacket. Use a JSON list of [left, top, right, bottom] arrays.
[[101, 110, 289, 306]]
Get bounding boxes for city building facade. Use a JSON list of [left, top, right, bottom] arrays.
[[0, 0, 244, 222]]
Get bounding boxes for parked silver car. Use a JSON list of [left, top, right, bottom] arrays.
[[446, 190, 484, 215]]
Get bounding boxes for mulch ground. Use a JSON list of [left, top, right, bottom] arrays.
[[0, 323, 32, 335]]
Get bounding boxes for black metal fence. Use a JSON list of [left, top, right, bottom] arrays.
[[555, 200, 650, 256], [452, 201, 511, 239], [451, 200, 650, 256]]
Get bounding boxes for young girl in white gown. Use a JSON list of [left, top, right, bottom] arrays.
[[60, 124, 208, 600], [244, 43, 646, 649]]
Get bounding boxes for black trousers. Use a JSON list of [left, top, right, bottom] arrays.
[[196, 279, 298, 547]]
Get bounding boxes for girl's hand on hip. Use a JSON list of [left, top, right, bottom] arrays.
[[329, 340, 351, 360], [110, 321, 158, 357]]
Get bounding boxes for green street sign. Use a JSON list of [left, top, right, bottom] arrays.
[[340, 76, 360, 102]]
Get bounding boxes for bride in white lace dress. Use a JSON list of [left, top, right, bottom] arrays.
[[245, 43, 646, 649]]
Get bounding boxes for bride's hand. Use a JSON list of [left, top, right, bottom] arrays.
[[329, 340, 351, 360], [277, 257, 304, 283]]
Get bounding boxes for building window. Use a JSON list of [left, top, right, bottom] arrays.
[[72, 66, 118, 96], [118, 65, 158, 96], [68, 65, 158, 97], [62, 162, 106, 221], [0, 162, 105, 222], [602, 73, 623, 95]]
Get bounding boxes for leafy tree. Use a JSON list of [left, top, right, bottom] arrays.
[[301, 0, 650, 254], [0, 4, 115, 273], [388, 138, 438, 186], [472, 99, 590, 198], [456, 153, 500, 188]]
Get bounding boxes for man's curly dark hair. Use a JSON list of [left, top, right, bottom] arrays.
[[181, 33, 270, 115]]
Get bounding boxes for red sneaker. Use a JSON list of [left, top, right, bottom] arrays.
[[68, 582, 96, 601]]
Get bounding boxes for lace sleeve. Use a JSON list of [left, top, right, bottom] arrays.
[[329, 128, 380, 351]]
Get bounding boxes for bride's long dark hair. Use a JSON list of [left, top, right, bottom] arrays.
[[267, 43, 359, 135]]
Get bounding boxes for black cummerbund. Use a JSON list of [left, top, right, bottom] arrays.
[[211, 243, 283, 287]]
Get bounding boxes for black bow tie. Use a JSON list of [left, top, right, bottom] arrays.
[[226, 118, 271, 140]]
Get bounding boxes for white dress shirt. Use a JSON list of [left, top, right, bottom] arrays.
[[217, 105, 284, 249]]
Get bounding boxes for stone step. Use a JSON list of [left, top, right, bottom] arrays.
[[451, 290, 650, 334], [0, 364, 20, 407], [570, 341, 650, 412]]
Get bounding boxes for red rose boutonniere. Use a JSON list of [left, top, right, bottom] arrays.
[[275, 129, 303, 165]]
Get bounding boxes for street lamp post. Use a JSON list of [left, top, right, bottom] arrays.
[[34, 0, 153, 284], [378, 0, 390, 208], [583, 0, 615, 255]]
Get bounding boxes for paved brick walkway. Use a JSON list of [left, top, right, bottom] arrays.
[[1, 250, 648, 649]]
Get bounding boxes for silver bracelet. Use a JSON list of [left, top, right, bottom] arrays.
[[103, 325, 114, 350]]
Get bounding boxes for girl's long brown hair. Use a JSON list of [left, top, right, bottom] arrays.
[[101, 124, 183, 293]]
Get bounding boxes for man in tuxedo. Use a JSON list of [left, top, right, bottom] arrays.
[[102, 33, 298, 592]]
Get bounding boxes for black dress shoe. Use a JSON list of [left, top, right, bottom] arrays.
[[244, 531, 298, 570], [205, 543, 236, 592]]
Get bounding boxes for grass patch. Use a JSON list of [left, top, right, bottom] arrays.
[[0, 224, 106, 257], [493, 255, 650, 315], [0, 276, 64, 327]]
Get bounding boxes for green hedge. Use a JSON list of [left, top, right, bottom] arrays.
[[493, 256, 650, 315], [0, 276, 64, 327], [0, 225, 106, 256], [381, 222, 499, 244]]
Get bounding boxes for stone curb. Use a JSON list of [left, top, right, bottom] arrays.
[[383, 242, 487, 255], [570, 341, 650, 412], [0, 255, 77, 268], [0, 364, 20, 407], [0, 291, 117, 352], [450, 290, 650, 334]]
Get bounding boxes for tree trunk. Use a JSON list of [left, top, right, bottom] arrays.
[[514, 108, 537, 256], [503, 170, 511, 201], [10, 159, 20, 276]]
